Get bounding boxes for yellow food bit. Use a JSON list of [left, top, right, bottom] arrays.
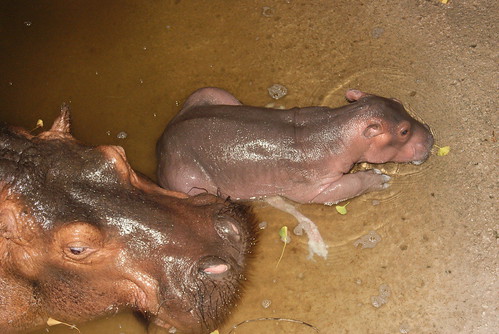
[[210, 331, 220, 334], [46, 318, 62, 326], [439, 0, 449, 4], [436, 145, 451, 156], [46, 318, 81, 333], [36, 119, 44, 127], [335, 202, 350, 215], [276, 226, 289, 268]]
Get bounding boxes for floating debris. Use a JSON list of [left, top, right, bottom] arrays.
[[268, 84, 288, 100], [262, 6, 274, 18], [293, 224, 303, 236], [371, 284, 391, 308], [265, 196, 328, 259], [353, 230, 382, 249], [24, 21, 32, 27], [228, 317, 319, 333], [258, 221, 268, 230], [261, 299, 272, 309], [371, 27, 384, 39], [399, 322, 411, 333], [116, 131, 128, 139]]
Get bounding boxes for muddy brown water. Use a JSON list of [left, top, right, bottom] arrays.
[[1, 1, 497, 333]]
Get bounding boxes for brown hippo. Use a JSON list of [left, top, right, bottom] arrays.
[[156, 87, 434, 204], [0, 108, 256, 333]]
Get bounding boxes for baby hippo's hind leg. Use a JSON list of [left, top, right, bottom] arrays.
[[182, 87, 242, 110]]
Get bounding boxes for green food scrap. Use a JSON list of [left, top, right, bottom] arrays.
[[276, 226, 289, 268], [279, 225, 289, 243], [335, 202, 350, 215], [436, 145, 451, 156]]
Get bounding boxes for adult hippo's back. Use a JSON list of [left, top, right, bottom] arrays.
[[157, 87, 434, 204]]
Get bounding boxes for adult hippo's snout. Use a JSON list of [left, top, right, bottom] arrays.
[[0, 109, 257, 333], [150, 197, 255, 333]]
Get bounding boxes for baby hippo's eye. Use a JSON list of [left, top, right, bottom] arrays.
[[400, 129, 409, 136]]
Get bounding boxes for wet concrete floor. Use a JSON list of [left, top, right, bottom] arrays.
[[0, 0, 497, 333]]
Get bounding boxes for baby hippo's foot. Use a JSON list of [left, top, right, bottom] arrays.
[[364, 169, 391, 191]]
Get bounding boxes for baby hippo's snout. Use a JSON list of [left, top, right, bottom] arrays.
[[410, 124, 434, 165]]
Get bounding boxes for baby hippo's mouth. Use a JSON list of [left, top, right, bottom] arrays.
[[411, 133, 434, 165]]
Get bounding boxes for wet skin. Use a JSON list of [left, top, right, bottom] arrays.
[[157, 88, 434, 204], [0, 109, 257, 333]]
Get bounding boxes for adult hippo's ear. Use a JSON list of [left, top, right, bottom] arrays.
[[0, 196, 34, 246], [0, 202, 17, 242], [0, 196, 41, 278], [97, 144, 189, 199], [37, 105, 74, 141]]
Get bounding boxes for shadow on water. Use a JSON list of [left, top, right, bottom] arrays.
[[2, 0, 497, 333]]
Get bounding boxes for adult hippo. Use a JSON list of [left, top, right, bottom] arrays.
[[0, 108, 256, 333], [157, 87, 434, 204]]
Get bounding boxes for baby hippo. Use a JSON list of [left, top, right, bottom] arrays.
[[157, 87, 434, 204]]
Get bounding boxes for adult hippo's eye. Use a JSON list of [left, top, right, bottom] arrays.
[[63, 244, 94, 261], [69, 246, 86, 255], [56, 222, 103, 262]]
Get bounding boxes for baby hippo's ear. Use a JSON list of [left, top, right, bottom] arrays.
[[345, 89, 371, 102], [363, 121, 385, 138]]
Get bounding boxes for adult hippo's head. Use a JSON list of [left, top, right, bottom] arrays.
[[0, 109, 257, 333]]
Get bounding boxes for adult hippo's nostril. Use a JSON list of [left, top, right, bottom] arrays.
[[198, 256, 231, 278], [215, 217, 241, 244]]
